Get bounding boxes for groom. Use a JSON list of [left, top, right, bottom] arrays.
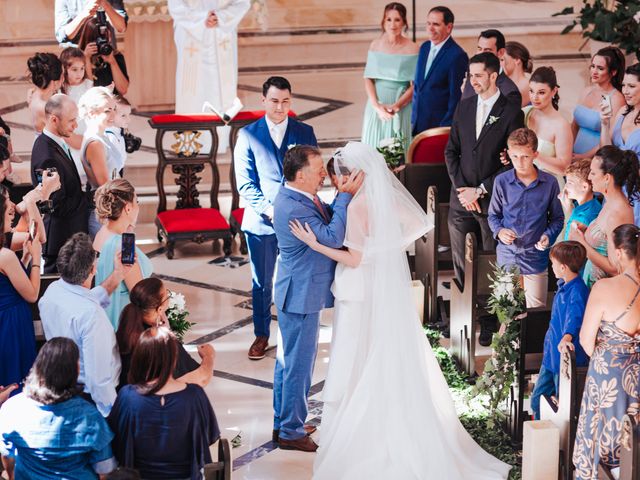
[[272, 145, 362, 452]]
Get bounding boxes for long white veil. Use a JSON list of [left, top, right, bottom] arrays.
[[314, 142, 510, 480]]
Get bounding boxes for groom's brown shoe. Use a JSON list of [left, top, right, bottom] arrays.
[[248, 336, 269, 360], [272, 425, 317, 443], [278, 435, 318, 452]]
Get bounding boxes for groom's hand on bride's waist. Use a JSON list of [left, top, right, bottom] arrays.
[[338, 170, 364, 195]]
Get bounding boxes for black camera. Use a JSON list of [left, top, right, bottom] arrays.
[[95, 9, 113, 56], [36, 199, 54, 215], [35, 167, 57, 184], [123, 131, 142, 154], [0, 136, 9, 162]]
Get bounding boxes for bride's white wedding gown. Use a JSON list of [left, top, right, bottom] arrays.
[[312, 143, 511, 480]]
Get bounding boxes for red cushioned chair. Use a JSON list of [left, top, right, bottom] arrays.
[[406, 126, 450, 164], [398, 127, 452, 209], [149, 114, 236, 259]]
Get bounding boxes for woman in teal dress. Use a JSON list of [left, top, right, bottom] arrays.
[[93, 179, 152, 330], [572, 224, 640, 479], [361, 2, 418, 155]]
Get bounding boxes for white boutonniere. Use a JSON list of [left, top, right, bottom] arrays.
[[487, 115, 500, 125], [287, 144, 298, 150]]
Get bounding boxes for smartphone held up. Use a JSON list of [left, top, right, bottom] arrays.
[[121, 232, 135, 265]]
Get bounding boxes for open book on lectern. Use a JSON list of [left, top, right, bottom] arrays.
[[202, 97, 244, 124]]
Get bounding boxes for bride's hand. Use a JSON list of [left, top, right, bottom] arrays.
[[289, 220, 318, 247]]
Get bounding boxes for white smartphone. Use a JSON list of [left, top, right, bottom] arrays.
[[601, 94, 612, 113]]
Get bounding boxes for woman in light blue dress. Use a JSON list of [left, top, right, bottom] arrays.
[[93, 179, 152, 330], [572, 47, 625, 159], [361, 3, 418, 155], [601, 63, 640, 225]]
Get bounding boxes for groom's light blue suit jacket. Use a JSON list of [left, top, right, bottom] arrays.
[[273, 186, 352, 315], [234, 116, 317, 236]]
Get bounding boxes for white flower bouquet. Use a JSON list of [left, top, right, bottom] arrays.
[[166, 291, 195, 342], [376, 133, 405, 169]]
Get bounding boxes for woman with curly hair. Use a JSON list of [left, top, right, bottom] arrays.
[[93, 179, 151, 329], [26, 53, 63, 134], [0, 337, 116, 479]]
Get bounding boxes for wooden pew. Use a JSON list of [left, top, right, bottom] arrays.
[[414, 185, 451, 324], [30, 274, 61, 349], [507, 306, 553, 442], [449, 232, 496, 375], [598, 415, 640, 480], [540, 349, 588, 480], [204, 438, 231, 480]]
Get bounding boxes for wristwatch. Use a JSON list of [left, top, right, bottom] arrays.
[[475, 187, 484, 198]]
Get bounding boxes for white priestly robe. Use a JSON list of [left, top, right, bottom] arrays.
[[168, 0, 249, 152]]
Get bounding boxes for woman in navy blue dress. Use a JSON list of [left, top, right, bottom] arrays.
[[108, 327, 220, 480], [0, 187, 43, 390]]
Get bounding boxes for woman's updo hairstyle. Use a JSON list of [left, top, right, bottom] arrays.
[[94, 179, 135, 221], [116, 277, 165, 356], [595, 46, 625, 92], [505, 41, 533, 74], [77, 86, 114, 120], [380, 2, 408, 32], [611, 224, 640, 266], [530, 66, 560, 110], [623, 63, 640, 125], [594, 145, 640, 204], [27, 53, 63, 90]]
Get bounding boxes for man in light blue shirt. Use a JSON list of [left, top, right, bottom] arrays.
[[39, 233, 129, 416], [55, 0, 127, 47]]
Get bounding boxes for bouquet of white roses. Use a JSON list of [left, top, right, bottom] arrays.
[[377, 134, 405, 169], [166, 291, 195, 342]]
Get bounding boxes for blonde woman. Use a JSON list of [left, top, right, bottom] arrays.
[[78, 86, 119, 237]]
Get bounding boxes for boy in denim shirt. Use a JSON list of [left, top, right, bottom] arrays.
[[488, 128, 564, 308], [530, 240, 590, 419]]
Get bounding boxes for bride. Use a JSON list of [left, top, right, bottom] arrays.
[[289, 142, 511, 480]]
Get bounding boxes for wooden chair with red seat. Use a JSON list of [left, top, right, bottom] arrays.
[[149, 114, 235, 259], [399, 126, 452, 208]]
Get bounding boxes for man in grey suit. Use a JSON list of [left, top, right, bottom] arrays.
[[462, 29, 522, 106]]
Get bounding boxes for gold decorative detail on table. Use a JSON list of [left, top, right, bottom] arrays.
[[171, 131, 203, 157]]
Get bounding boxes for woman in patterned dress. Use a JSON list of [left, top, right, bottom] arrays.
[[573, 223, 640, 479]]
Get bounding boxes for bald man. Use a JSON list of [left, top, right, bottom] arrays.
[[31, 93, 89, 273]]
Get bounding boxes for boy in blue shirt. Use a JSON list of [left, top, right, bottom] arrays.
[[530, 240, 590, 419], [559, 158, 602, 241], [488, 128, 564, 308]]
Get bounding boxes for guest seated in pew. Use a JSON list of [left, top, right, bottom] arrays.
[[573, 224, 640, 479], [109, 327, 220, 480], [93, 179, 152, 330], [559, 158, 602, 241], [39, 232, 132, 416], [530, 241, 590, 420], [116, 277, 214, 389], [568, 146, 640, 287], [0, 337, 116, 479], [488, 128, 564, 307]]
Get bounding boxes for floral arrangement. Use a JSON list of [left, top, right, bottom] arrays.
[[553, 0, 640, 61], [166, 291, 195, 342], [377, 133, 405, 169], [473, 264, 526, 421]]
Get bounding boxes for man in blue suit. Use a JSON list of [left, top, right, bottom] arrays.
[[234, 77, 318, 361], [271, 145, 362, 451], [411, 5, 468, 135]]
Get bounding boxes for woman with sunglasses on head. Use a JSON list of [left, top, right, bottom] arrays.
[[115, 277, 214, 390]]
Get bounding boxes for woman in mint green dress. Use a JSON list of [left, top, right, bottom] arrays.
[[362, 3, 418, 154], [92, 179, 153, 330]]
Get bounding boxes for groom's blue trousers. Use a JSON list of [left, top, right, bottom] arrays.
[[245, 232, 278, 338], [273, 309, 320, 440]]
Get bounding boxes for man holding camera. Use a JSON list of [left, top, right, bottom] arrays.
[[55, 0, 127, 48], [31, 94, 89, 274]]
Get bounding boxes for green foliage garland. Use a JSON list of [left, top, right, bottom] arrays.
[[473, 264, 526, 420]]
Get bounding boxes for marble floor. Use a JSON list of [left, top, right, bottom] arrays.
[[0, 2, 596, 476]]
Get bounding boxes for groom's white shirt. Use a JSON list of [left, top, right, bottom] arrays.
[[284, 183, 315, 201]]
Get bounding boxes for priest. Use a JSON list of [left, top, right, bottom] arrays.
[[168, 0, 250, 152]]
